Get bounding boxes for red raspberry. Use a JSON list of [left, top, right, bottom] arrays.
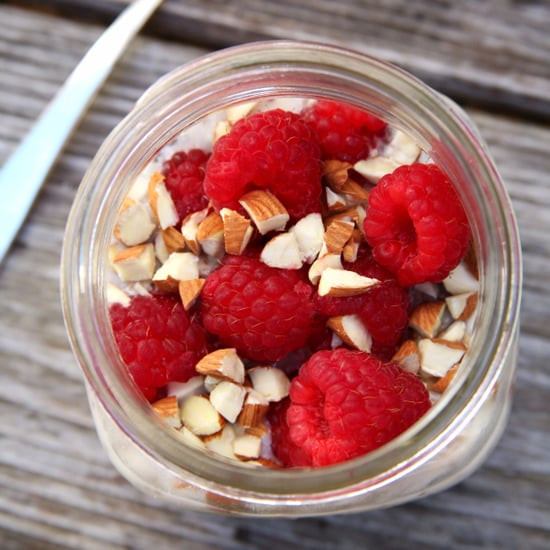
[[363, 163, 470, 286], [162, 148, 210, 222], [314, 247, 410, 359], [267, 400, 311, 467], [280, 348, 430, 467], [203, 109, 322, 220], [110, 294, 208, 401], [301, 100, 387, 163], [200, 256, 317, 362]]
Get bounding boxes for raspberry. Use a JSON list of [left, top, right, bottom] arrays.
[[203, 109, 322, 220], [267, 400, 311, 467], [279, 348, 430, 467], [314, 247, 410, 359], [301, 100, 387, 163], [110, 294, 208, 401], [200, 256, 317, 362], [162, 148, 210, 222], [363, 163, 470, 286]]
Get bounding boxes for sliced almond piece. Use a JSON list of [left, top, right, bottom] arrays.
[[322, 159, 352, 190], [392, 339, 421, 374], [318, 268, 380, 297], [106, 283, 131, 307], [353, 157, 399, 183], [220, 208, 253, 255], [327, 315, 372, 352], [152, 252, 199, 292], [429, 364, 459, 393], [197, 210, 224, 258], [260, 232, 303, 269], [418, 338, 466, 378], [114, 197, 156, 246], [324, 206, 362, 228], [308, 253, 343, 285], [148, 172, 179, 229], [337, 178, 370, 203], [289, 212, 325, 263], [203, 424, 236, 459], [325, 187, 348, 213], [239, 189, 289, 234], [152, 395, 181, 428], [443, 261, 480, 295], [177, 278, 205, 310], [237, 389, 269, 428], [209, 381, 247, 423], [445, 292, 478, 321], [342, 229, 362, 263], [324, 219, 355, 255], [386, 129, 421, 164], [162, 226, 187, 254], [112, 243, 156, 282], [213, 119, 231, 142], [233, 434, 262, 460], [438, 320, 467, 342], [180, 394, 225, 436], [154, 230, 170, 264], [181, 208, 210, 255], [226, 101, 258, 124], [195, 348, 245, 384], [248, 367, 290, 402], [409, 300, 446, 338]]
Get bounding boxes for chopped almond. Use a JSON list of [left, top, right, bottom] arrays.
[[353, 157, 399, 183], [148, 172, 179, 229], [152, 252, 199, 292], [114, 197, 156, 246], [327, 315, 372, 352], [322, 159, 352, 190], [429, 365, 459, 393], [237, 389, 269, 428], [220, 208, 253, 255], [324, 219, 355, 255], [260, 232, 303, 269], [409, 300, 446, 338], [318, 268, 380, 297], [112, 243, 156, 282], [446, 292, 478, 321], [392, 339, 421, 374], [308, 253, 343, 285], [197, 211, 225, 258], [209, 381, 247, 423], [178, 278, 205, 310], [239, 189, 289, 234], [248, 367, 290, 402], [162, 226, 187, 254], [180, 395, 225, 436], [195, 348, 245, 384], [418, 338, 466, 378]]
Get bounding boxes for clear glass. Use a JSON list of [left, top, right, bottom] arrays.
[[61, 40, 522, 516]]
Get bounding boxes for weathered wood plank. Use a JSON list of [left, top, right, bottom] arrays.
[[0, 4, 549, 549], [5, 0, 550, 119]]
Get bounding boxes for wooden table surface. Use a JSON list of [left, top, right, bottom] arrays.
[[1, 1, 549, 548]]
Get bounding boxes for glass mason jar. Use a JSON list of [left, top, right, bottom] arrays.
[[61, 40, 522, 516]]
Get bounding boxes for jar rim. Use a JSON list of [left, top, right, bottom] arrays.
[[61, 40, 522, 502]]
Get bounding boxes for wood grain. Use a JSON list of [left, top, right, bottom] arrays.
[[0, 4, 549, 549], [6, 0, 550, 120]]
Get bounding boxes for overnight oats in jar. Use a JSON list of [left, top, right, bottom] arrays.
[[61, 41, 522, 516]]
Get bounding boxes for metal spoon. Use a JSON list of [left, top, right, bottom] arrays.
[[0, 0, 164, 265]]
